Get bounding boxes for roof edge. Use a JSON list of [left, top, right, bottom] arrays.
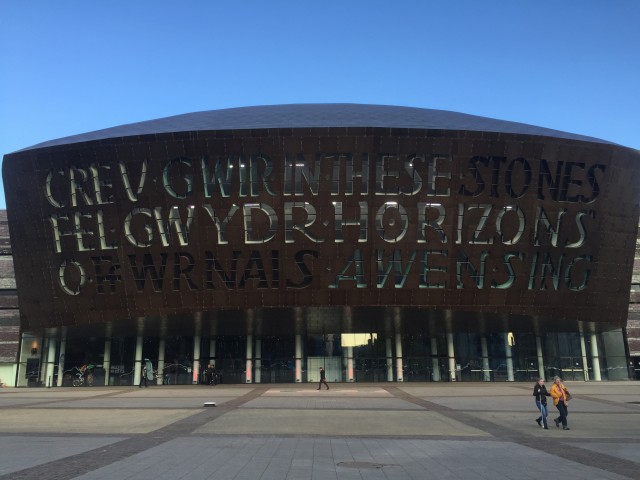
[[12, 103, 616, 153]]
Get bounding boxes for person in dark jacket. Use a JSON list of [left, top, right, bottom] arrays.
[[317, 367, 329, 390], [139, 364, 148, 388], [532, 377, 550, 429]]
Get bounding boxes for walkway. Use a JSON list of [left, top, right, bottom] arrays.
[[0, 382, 639, 479]]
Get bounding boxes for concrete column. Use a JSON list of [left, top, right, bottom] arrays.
[[208, 336, 216, 384], [447, 332, 456, 382], [193, 315, 202, 384], [245, 334, 253, 383], [157, 317, 166, 385], [295, 334, 302, 383], [480, 336, 490, 382], [579, 328, 590, 381], [346, 346, 354, 382], [504, 333, 514, 382], [430, 337, 440, 381], [395, 334, 403, 382], [244, 310, 254, 384], [536, 336, 545, 380], [192, 336, 201, 384], [157, 338, 165, 385], [103, 323, 112, 386], [133, 318, 144, 386], [590, 333, 602, 381], [393, 307, 403, 382], [209, 313, 217, 370], [209, 339, 216, 363], [45, 335, 57, 388], [41, 336, 50, 386], [57, 328, 67, 387], [384, 311, 393, 382], [294, 307, 303, 383], [103, 338, 111, 386], [254, 338, 262, 383], [386, 337, 393, 382], [38, 336, 46, 384], [342, 306, 354, 382], [134, 334, 143, 386]]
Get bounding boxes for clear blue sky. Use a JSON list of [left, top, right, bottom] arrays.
[[1, 2, 638, 209]]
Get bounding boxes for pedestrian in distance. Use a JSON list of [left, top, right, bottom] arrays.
[[317, 367, 329, 390], [532, 377, 551, 429], [550, 376, 571, 430], [209, 363, 218, 386], [139, 364, 148, 388]]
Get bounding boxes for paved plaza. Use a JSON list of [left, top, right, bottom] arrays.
[[0, 381, 639, 479]]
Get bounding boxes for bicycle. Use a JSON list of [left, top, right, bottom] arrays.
[[70, 364, 94, 387]]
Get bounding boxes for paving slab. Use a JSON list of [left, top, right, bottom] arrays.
[[194, 409, 489, 437], [0, 436, 125, 477], [0, 397, 56, 407], [464, 411, 640, 439], [262, 387, 393, 397], [0, 408, 200, 434], [33, 397, 233, 409], [115, 387, 251, 398], [241, 397, 423, 410], [0, 383, 638, 480], [421, 395, 636, 413], [71, 437, 630, 480], [566, 442, 640, 463], [398, 384, 529, 397]]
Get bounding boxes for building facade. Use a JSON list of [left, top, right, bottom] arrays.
[[3, 104, 639, 386], [0, 210, 20, 387], [626, 221, 640, 378]]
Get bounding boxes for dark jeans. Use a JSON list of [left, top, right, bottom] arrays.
[[555, 401, 568, 427], [318, 379, 328, 389], [535, 401, 548, 427]]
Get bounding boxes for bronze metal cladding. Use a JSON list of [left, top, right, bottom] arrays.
[[3, 121, 640, 331]]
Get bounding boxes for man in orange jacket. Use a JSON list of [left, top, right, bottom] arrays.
[[550, 376, 570, 430]]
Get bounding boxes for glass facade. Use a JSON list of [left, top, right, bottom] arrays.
[[14, 312, 631, 387]]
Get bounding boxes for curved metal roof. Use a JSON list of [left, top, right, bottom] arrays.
[[19, 103, 612, 152]]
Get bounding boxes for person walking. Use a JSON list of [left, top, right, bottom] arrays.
[[209, 363, 218, 386], [550, 376, 570, 430], [532, 378, 550, 429], [317, 367, 329, 390], [139, 364, 148, 388]]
